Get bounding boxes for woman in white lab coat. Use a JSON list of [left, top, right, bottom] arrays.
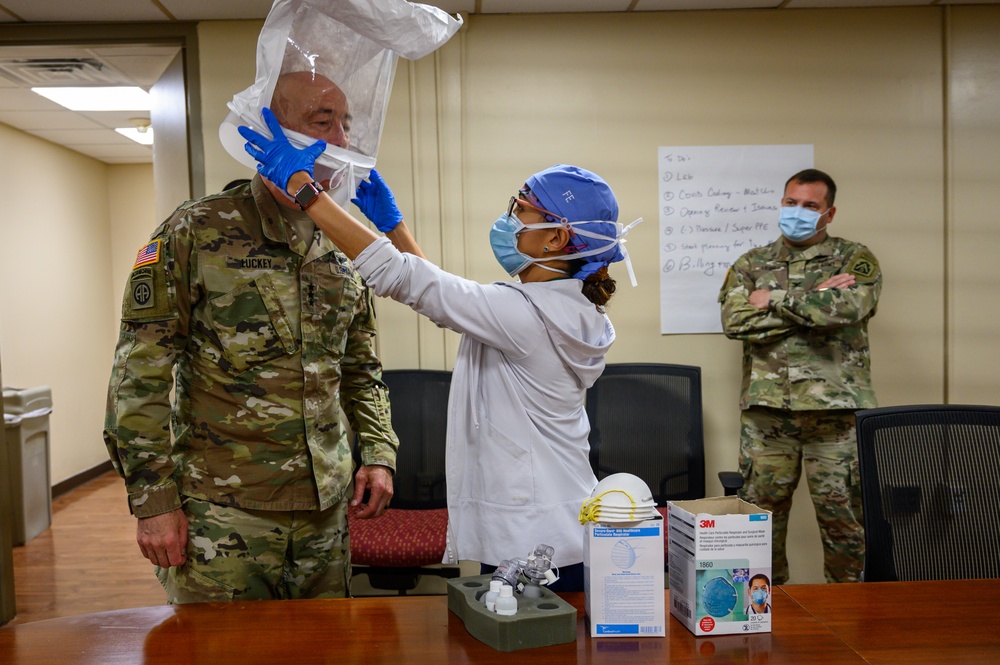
[[241, 109, 639, 591]]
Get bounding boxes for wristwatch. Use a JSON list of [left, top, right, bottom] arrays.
[[294, 180, 324, 210]]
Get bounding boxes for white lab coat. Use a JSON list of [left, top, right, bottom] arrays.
[[354, 238, 612, 567]]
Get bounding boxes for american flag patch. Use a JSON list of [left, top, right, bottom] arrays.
[[133, 240, 161, 268]]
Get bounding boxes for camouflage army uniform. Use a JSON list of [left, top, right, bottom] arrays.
[[103, 176, 398, 601], [719, 234, 881, 584]]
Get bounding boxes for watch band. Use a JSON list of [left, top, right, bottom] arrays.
[[294, 180, 324, 210]]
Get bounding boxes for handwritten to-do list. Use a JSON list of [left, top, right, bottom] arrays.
[[658, 144, 813, 334]]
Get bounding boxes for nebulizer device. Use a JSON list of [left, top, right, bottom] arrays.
[[219, 0, 462, 206], [483, 543, 560, 616]]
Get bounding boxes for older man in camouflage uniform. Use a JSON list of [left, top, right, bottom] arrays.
[[104, 75, 398, 602], [719, 168, 881, 585]]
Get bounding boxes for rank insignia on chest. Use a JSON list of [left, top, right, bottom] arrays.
[[133, 240, 162, 269]]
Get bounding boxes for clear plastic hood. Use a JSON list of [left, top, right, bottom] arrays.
[[220, 0, 462, 201]]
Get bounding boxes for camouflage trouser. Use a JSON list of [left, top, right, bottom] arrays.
[[737, 407, 864, 585], [155, 496, 350, 603]]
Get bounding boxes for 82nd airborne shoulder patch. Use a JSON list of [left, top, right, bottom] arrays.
[[122, 238, 174, 321]]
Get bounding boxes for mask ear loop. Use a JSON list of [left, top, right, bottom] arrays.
[[617, 217, 644, 288]]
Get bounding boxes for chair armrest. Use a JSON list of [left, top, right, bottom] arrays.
[[718, 471, 744, 497]]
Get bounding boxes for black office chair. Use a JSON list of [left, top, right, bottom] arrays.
[[856, 404, 1000, 582], [585, 363, 707, 505], [349, 369, 458, 594]]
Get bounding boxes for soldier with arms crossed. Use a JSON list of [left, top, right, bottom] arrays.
[[719, 168, 881, 584]]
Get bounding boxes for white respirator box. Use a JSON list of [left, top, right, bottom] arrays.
[[583, 517, 666, 638], [667, 497, 772, 636]]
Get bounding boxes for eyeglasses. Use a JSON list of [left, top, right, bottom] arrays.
[[507, 193, 565, 224]]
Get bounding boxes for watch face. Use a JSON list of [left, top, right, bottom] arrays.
[[295, 181, 322, 210]]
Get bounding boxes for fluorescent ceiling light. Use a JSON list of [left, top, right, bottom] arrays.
[[116, 127, 154, 145], [32, 86, 151, 111]]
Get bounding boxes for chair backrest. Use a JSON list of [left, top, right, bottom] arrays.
[[856, 404, 1000, 582], [585, 363, 705, 505], [378, 369, 452, 510]]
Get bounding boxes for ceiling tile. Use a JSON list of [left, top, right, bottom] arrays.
[[482, 0, 632, 13], [29, 128, 128, 145], [0, 109, 104, 130], [75, 110, 153, 131], [425, 1, 476, 12], [784, 0, 931, 7], [636, 0, 780, 9], [75, 147, 152, 164], [160, 0, 274, 21], [69, 142, 152, 158], [0, 0, 169, 22], [97, 50, 181, 88], [0, 87, 65, 111]]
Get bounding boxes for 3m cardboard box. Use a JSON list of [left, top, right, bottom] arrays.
[[667, 497, 772, 636], [583, 518, 665, 637]]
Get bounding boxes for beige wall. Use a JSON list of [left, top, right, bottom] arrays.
[[948, 7, 1000, 404], [198, 20, 262, 196], [191, 6, 999, 583], [0, 124, 113, 484], [108, 164, 157, 318]]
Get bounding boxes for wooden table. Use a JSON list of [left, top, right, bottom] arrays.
[[781, 578, 1000, 664], [1, 580, 996, 664]]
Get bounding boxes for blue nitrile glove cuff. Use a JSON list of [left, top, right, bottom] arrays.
[[351, 169, 403, 233], [239, 107, 326, 191]]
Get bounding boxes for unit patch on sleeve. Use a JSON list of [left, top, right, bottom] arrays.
[[847, 251, 880, 284], [122, 238, 175, 322], [130, 267, 155, 310]]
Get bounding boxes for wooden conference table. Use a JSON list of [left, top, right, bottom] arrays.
[[1, 579, 998, 664]]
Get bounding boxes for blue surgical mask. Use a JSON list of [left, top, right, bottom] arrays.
[[779, 206, 829, 242], [751, 588, 768, 605], [489, 212, 569, 278]]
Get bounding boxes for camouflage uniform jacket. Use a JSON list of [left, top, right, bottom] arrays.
[[718, 234, 881, 411], [104, 177, 397, 518]]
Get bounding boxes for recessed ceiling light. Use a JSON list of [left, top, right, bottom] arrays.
[[116, 127, 154, 145], [31, 86, 151, 111]]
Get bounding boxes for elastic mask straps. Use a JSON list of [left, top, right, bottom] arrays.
[[578, 489, 638, 524], [618, 217, 644, 288], [566, 217, 645, 287]]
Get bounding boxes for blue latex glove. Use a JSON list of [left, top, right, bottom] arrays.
[[238, 107, 326, 191], [352, 169, 403, 233]]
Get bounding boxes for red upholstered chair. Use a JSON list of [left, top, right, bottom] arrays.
[[349, 369, 456, 594]]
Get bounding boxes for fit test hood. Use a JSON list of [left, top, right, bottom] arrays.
[[219, 0, 462, 203]]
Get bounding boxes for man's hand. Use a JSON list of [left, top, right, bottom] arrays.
[[136, 508, 188, 568], [749, 289, 771, 310], [350, 465, 394, 520], [815, 273, 856, 291]]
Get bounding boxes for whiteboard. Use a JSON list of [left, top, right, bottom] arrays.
[[658, 144, 814, 334]]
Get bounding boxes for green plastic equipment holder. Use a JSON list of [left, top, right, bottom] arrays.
[[447, 574, 577, 652]]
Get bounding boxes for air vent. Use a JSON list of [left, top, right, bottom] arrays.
[[0, 57, 131, 86]]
